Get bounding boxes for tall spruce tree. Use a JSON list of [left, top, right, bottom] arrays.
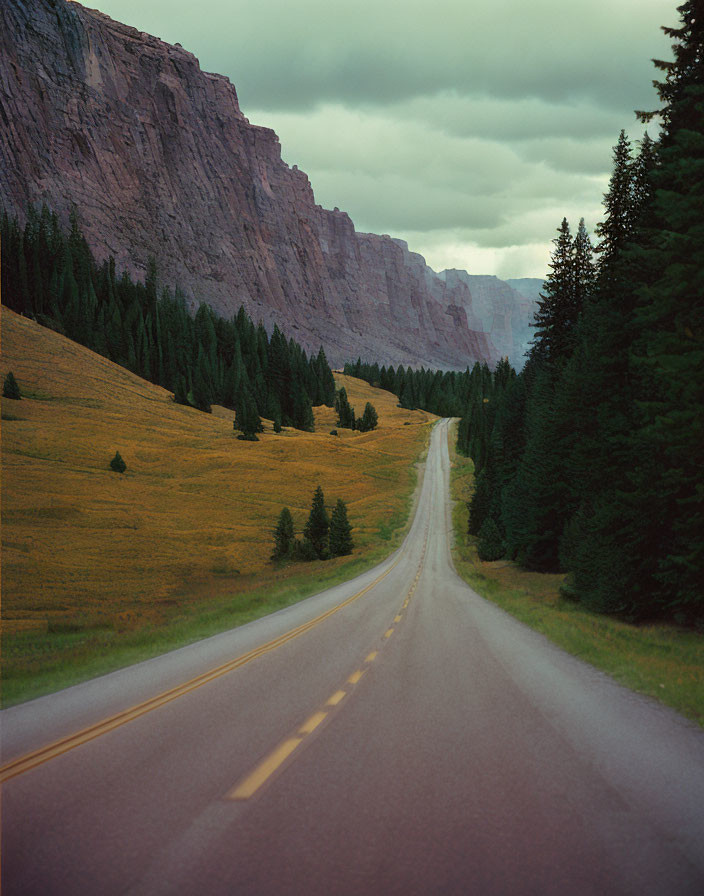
[[329, 499, 353, 557], [335, 387, 355, 429], [234, 387, 262, 441], [303, 485, 330, 559], [272, 507, 295, 560], [624, 0, 704, 618], [502, 218, 595, 570], [357, 402, 378, 432], [192, 347, 213, 413], [531, 218, 573, 365]]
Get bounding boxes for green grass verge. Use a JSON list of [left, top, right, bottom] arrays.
[[449, 429, 704, 728], [2, 444, 423, 708]]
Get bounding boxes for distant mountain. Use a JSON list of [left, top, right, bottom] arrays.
[[506, 279, 544, 305], [439, 272, 540, 366], [0, 0, 538, 369]]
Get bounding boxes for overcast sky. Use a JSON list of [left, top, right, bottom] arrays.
[[93, 0, 677, 279]]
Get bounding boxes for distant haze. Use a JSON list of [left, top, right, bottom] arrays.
[[92, 0, 677, 279]]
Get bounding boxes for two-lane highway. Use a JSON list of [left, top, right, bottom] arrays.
[[2, 419, 704, 894]]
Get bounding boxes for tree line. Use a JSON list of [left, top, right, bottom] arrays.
[[0, 207, 336, 430], [334, 387, 378, 432], [463, 2, 702, 624], [272, 486, 353, 562], [348, 4, 702, 626], [344, 357, 495, 419]]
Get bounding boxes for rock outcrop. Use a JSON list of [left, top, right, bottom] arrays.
[[0, 0, 535, 368]]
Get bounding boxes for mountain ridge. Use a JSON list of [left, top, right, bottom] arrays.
[[0, 0, 539, 368]]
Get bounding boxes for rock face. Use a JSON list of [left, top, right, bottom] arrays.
[[0, 0, 535, 369], [441, 272, 540, 365]]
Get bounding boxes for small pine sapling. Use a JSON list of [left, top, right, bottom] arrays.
[[3, 371, 21, 400], [110, 451, 127, 474]]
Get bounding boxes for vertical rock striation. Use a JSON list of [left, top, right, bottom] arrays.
[[0, 0, 535, 368]]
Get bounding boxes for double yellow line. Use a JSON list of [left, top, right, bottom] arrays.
[[0, 557, 401, 784]]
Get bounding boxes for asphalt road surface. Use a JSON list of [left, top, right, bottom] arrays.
[[2, 419, 704, 895]]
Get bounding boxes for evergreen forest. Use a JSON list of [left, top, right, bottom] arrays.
[[352, 3, 703, 626], [0, 208, 336, 430]]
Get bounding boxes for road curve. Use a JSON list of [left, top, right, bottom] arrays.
[[2, 419, 704, 895]]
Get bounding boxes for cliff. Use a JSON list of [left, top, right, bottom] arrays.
[[0, 0, 533, 368], [440, 272, 539, 364]]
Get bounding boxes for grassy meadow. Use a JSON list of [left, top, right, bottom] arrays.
[[1, 308, 435, 704], [449, 432, 704, 727]]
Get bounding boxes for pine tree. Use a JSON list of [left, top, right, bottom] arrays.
[[356, 402, 378, 432], [272, 507, 295, 560], [531, 218, 573, 364], [335, 387, 355, 429], [329, 499, 353, 556], [234, 388, 261, 441], [594, 131, 634, 272], [468, 469, 492, 536], [303, 485, 330, 559], [173, 374, 189, 406], [398, 375, 416, 410], [3, 371, 21, 400], [502, 366, 565, 570], [477, 518, 504, 562], [531, 218, 594, 368], [192, 351, 213, 413], [110, 451, 127, 473], [315, 346, 336, 406], [625, 0, 704, 618]]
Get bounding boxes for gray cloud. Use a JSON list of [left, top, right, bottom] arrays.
[[98, 0, 676, 113], [96, 0, 676, 277]]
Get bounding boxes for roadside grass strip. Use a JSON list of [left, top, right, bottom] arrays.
[[447, 422, 704, 728], [0, 557, 402, 784]]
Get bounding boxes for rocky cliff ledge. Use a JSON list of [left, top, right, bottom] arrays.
[[0, 0, 533, 368]]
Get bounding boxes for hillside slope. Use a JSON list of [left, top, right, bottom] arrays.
[[1, 308, 433, 652]]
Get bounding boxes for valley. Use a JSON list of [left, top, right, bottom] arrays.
[[1, 308, 435, 704]]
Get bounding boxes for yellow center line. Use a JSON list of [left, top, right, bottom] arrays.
[[0, 555, 402, 784], [298, 711, 327, 735], [225, 494, 433, 802], [227, 737, 302, 800], [326, 690, 346, 706]]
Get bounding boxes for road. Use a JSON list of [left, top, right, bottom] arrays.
[[2, 418, 704, 895]]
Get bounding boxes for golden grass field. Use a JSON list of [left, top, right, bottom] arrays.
[[1, 308, 435, 699]]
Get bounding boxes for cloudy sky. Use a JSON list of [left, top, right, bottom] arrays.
[[95, 0, 677, 279]]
